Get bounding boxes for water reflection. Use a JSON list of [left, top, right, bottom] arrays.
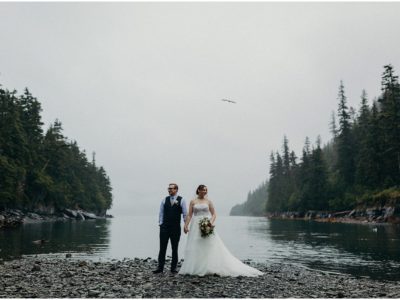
[[0, 219, 110, 260], [263, 219, 400, 280]]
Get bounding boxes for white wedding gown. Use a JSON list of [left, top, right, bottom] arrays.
[[178, 203, 263, 277]]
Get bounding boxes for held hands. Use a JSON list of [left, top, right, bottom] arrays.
[[184, 225, 189, 234]]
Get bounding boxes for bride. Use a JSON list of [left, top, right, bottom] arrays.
[[178, 185, 263, 277]]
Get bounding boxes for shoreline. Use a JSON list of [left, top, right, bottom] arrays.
[[0, 208, 113, 229], [0, 256, 399, 298], [266, 215, 400, 225], [264, 209, 400, 225]]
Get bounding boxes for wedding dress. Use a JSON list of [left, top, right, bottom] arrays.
[[178, 202, 263, 277]]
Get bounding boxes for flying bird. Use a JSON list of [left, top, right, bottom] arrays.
[[221, 98, 237, 104]]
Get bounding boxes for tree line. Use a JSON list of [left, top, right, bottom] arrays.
[[230, 181, 268, 216], [0, 84, 112, 214], [266, 65, 400, 213]]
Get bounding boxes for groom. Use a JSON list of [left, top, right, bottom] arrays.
[[153, 183, 187, 274]]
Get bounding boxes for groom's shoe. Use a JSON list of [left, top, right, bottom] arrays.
[[152, 268, 163, 274], [170, 269, 178, 274]]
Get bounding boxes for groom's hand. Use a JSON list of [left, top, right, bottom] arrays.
[[184, 226, 189, 234]]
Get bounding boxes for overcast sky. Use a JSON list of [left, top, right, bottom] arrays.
[[1, 2, 400, 216]]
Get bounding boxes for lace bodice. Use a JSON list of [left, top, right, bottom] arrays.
[[193, 202, 211, 217]]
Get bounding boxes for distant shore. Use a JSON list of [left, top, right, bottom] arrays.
[[0, 256, 398, 298], [266, 215, 400, 225], [265, 208, 400, 225]]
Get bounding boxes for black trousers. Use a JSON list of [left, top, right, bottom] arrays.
[[158, 225, 181, 270]]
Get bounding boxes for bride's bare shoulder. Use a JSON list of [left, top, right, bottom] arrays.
[[190, 199, 197, 205]]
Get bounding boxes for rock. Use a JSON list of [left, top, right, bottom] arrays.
[[79, 261, 88, 267], [76, 212, 85, 220], [64, 209, 78, 218], [143, 283, 152, 290], [66, 253, 72, 258], [105, 294, 116, 298], [27, 213, 42, 220], [31, 264, 41, 272], [384, 206, 395, 218], [32, 239, 47, 245], [63, 271, 74, 277], [88, 290, 102, 297], [9, 209, 23, 216], [81, 211, 98, 219]]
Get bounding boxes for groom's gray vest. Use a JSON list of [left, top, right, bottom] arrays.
[[162, 196, 182, 228]]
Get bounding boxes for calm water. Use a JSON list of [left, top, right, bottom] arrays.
[[1, 216, 400, 281]]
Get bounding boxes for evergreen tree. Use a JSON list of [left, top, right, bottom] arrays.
[[282, 135, 290, 175], [236, 64, 400, 215], [308, 136, 329, 210], [354, 90, 377, 188], [336, 81, 355, 190], [230, 181, 268, 216], [0, 83, 113, 213], [378, 64, 400, 186], [329, 110, 338, 139]]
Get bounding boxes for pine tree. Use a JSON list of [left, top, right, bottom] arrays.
[[336, 81, 355, 190], [329, 110, 338, 139], [308, 136, 329, 210], [378, 64, 400, 186], [354, 90, 377, 189], [282, 135, 290, 175]]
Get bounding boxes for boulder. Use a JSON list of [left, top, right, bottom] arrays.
[[64, 209, 78, 218], [81, 211, 98, 219], [9, 209, 23, 216], [384, 206, 395, 218], [27, 213, 42, 220]]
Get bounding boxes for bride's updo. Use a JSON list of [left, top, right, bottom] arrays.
[[196, 184, 207, 195]]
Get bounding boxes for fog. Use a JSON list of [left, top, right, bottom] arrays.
[[1, 2, 400, 216]]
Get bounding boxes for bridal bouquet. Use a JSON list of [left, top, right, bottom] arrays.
[[199, 217, 214, 238]]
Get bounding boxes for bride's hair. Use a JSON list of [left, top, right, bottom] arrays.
[[196, 184, 207, 195]]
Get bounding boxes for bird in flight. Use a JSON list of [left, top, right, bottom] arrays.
[[221, 98, 237, 104]]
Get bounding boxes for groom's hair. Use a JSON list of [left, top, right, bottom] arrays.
[[169, 183, 178, 190]]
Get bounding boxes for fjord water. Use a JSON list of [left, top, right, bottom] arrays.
[[1, 216, 399, 281]]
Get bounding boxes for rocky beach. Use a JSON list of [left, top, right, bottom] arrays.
[[0, 256, 399, 298]]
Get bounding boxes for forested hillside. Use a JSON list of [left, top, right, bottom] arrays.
[[230, 181, 268, 216], [0, 84, 112, 215], [267, 65, 400, 213]]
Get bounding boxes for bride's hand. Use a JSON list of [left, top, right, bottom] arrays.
[[184, 226, 189, 234]]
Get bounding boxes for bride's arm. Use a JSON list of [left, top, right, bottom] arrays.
[[209, 200, 216, 225], [184, 200, 194, 233]]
